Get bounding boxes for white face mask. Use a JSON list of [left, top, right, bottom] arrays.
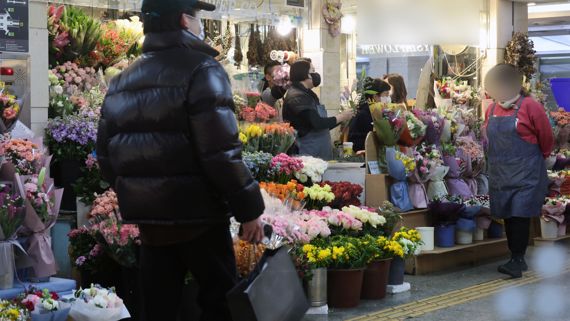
[[186, 14, 205, 41], [380, 96, 392, 104]]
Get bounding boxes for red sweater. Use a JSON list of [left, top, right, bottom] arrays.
[[484, 97, 554, 158]]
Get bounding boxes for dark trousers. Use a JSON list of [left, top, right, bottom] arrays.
[[504, 217, 531, 259], [140, 226, 236, 321]]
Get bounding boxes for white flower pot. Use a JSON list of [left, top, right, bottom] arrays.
[[473, 228, 485, 241], [456, 230, 474, 245], [76, 198, 92, 228], [540, 218, 559, 239], [417, 227, 434, 251]]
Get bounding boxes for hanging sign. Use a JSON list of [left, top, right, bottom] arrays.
[[0, 0, 29, 53]]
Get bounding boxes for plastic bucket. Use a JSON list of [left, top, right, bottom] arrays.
[[540, 218, 559, 239], [456, 230, 474, 245], [550, 78, 570, 111], [488, 221, 504, 239], [417, 227, 435, 251], [474, 228, 485, 241], [435, 225, 456, 248]]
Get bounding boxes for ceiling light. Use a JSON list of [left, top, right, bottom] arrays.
[[341, 15, 356, 34], [277, 15, 293, 36], [528, 2, 536, 6]]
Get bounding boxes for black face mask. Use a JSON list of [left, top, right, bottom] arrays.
[[310, 73, 321, 87]]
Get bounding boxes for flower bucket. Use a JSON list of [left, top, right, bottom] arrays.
[[52, 159, 82, 212], [540, 217, 559, 239], [487, 222, 504, 239], [361, 259, 392, 300], [307, 268, 327, 307], [76, 198, 92, 228], [417, 227, 434, 251], [388, 256, 405, 286], [456, 230, 474, 245], [327, 269, 364, 308], [435, 225, 456, 248], [473, 228, 485, 241], [0, 243, 15, 290]]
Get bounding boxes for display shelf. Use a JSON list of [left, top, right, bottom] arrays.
[[533, 234, 570, 247], [407, 238, 509, 275]]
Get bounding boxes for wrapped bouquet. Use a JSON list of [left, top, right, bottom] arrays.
[[0, 184, 25, 290], [18, 288, 71, 321], [69, 285, 126, 321], [386, 147, 414, 212]]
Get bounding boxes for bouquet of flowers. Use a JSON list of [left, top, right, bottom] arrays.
[[69, 285, 125, 321], [233, 94, 248, 114], [407, 151, 431, 209], [234, 240, 267, 278], [429, 198, 465, 227], [242, 151, 274, 183], [435, 78, 452, 100], [240, 124, 263, 153], [361, 235, 404, 262], [0, 299, 30, 321], [18, 287, 71, 321], [391, 227, 423, 258], [16, 168, 63, 279], [0, 184, 25, 241], [49, 62, 101, 96], [449, 80, 476, 106], [238, 102, 277, 123], [68, 227, 115, 278], [414, 110, 444, 146], [3, 138, 43, 175], [370, 104, 405, 147], [456, 137, 485, 192], [269, 153, 304, 184], [74, 152, 110, 205], [45, 111, 98, 164], [303, 184, 335, 210], [443, 148, 473, 199], [299, 242, 332, 270], [294, 156, 328, 184], [260, 203, 331, 244], [322, 181, 363, 209], [314, 236, 369, 269], [259, 123, 296, 155], [424, 146, 449, 201], [245, 92, 261, 108], [341, 205, 387, 236], [386, 147, 413, 211], [260, 180, 306, 210], [0, 82, 21, 133], [309, 208, 362, 235], [405, 111, 426, 141], [87, 190, 119, 223], [542, 198, 567, 237]]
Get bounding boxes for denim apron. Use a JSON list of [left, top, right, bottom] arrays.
[[487, 98, 548, 219], [296, 104, 333, 160]]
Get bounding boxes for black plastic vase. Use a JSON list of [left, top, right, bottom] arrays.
[[51, 159, 82, 212]]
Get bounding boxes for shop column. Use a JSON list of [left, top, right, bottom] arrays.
[[482, 0, 528, 84], [29, 0, 49, 136]]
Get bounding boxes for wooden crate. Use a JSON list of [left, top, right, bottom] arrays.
[[533, 234, 570, 247]]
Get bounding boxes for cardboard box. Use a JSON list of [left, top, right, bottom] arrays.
[[365, 173, 391, 208]]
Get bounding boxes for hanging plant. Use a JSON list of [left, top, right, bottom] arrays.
[[505, 32, 537, 81], [247, 24, 259, 67], [234, 24, 243, 68], [255, 25, 266, 67], [322, 0, 343, 37]]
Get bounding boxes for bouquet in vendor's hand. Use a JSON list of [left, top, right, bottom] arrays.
[[69, 285, 125, 321], [17, 287, 71, 321], [370, 104, 404, 146]]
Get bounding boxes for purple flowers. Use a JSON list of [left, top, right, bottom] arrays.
[[46, 113, 98, 146]]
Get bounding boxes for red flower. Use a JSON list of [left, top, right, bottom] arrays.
[[51, 292, 59, 300], [23, 300, 35, 312]]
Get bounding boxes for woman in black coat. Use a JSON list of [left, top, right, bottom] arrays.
[[348, 78, 392, 153]]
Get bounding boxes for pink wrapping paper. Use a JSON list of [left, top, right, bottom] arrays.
[[15, 173, 63, 278], [542, 203, 567, 237]]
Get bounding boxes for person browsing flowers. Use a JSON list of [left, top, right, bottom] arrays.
[[96, 0, 265, 320], [483, 64, 554, 279]]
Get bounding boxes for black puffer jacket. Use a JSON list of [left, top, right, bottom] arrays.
[[97, 30, 264, 225]]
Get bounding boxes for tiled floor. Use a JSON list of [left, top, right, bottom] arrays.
[[304, 244, 570, 321]]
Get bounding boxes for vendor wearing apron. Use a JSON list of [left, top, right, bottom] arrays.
[[283, 59, 354, 160], [484, 64, 554, 278]]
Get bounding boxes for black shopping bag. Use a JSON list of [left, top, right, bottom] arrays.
[[227, 247, 309, 321]]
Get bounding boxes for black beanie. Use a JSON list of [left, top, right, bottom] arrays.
[[290, 60, 311, 82]]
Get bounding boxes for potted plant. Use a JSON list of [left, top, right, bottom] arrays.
[[73, 152, 109, 228], [298, 242, 332, 307], [360, 235, 398, 300], [388, 228, 423, 286], [321, 236, 368, 308]]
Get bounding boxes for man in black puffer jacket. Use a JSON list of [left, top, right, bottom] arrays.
[[96, 1, 265, 320]]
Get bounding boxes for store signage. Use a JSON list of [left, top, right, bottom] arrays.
[[0, 0, 29, 53], [358, 44, 432, 57]]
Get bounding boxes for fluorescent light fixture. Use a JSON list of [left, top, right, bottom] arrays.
[[528, 2, 536, 6], [528, 3, 570, 13]]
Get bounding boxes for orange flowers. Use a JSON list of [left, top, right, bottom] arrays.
[[2, 138, 43, 174], [551, 110, 570, 127], [260, 180, 306, 209], [261, 123, 296, 136]]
